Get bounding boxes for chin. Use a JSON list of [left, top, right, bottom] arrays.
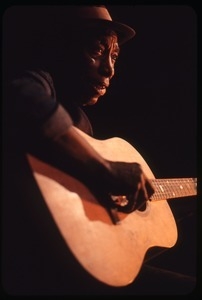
[[83, 97, 99, 106]]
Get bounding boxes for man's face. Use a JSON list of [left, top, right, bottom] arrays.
[[76, 33, 120, 106]]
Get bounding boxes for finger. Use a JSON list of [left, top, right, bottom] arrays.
[[145, 178, 155, 199], [133, 180, 141, 201], [139, 173, 149, 201], [132, 174, 149, 211]]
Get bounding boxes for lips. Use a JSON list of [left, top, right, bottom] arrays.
[[91, 81, 109, 96]]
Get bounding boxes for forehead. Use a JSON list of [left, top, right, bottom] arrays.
[[95, 35, 119, 50], [81, 27, 119, 44]]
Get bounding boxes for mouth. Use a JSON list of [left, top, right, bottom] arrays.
[[91, 82, 108, 96]]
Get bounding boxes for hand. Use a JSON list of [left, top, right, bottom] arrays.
[[102, 161, 155, 213]]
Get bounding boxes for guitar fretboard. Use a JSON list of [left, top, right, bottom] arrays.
[[151, 178, 197, 201]]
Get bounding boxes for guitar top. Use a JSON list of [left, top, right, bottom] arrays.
[[27, 127, 196, 287]]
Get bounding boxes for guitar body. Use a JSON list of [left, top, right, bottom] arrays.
[[27, 128, 178, 287]]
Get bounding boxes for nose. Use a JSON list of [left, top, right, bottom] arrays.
[[99, 57, 114, 79]]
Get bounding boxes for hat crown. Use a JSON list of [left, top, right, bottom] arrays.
[[74, 5, 136, 45]]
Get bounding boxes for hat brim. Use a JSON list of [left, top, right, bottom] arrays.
[[79, 19, 136, 45]]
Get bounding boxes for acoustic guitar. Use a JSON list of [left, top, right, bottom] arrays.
[[27, 127, 197, 287]]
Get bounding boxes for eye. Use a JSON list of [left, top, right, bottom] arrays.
[[86, 41, 105, 58], [91, 46, 104, 57], [111, 53, 119, 62]]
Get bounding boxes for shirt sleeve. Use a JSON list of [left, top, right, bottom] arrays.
[[6, 71, 73, 141]]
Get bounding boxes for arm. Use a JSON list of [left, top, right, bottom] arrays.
[[5, 71, 154, 212], [39, 114, 154, 212]]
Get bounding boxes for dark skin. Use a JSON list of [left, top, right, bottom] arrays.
[[38, 31, 155, 213], [76, 34, 119, 105]]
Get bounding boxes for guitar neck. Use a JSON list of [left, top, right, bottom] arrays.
[[151, 178, 197, 201]]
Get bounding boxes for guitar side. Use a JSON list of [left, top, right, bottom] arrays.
[[27, 127, 178, 287]]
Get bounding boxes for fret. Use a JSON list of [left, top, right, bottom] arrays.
[[150, 178, 197, 201]]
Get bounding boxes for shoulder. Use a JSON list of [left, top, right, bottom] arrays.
[[23, 70, 56, 97], [7, 69, 56, 100]]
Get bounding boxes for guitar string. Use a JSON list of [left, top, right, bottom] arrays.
[[150, 178, 197, 201]]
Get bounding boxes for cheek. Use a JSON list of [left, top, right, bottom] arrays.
[[85, 55, 96, 65], [83, 53, 98, 70]]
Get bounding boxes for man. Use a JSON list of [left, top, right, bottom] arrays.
[[3, 5, 153, 210], [2, 5, 196, 295]]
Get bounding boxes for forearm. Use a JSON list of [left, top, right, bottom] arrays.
[[54, 126, 109, 169], [30, 122, 112, 189]]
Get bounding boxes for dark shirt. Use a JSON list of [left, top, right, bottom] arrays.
[[5, 69, 93, 148]]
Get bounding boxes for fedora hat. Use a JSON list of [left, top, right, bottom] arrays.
[[4, 6, 135, 46], [74, 5, 136, 45]]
